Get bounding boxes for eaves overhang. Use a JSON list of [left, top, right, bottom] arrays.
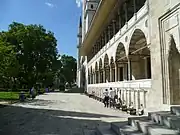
[[80, 0, 117, 56]]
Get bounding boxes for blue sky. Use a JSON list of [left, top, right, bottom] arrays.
[[0, 0, 82, 58]]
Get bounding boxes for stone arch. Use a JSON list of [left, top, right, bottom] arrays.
[[128, 29, 151, 80], [95, 62, 99, 84], [115, 42, 127, 62], [115, 42, 128, 81], [104, 54, 110, 82], [110, 57, 115, 65], [110, 57, 116, 82], [90, 66, 93, 84], [99, 58, 103, 69], [128, 28, 149, 50], [168, 35, 180, 104], [99, 58, 103, 83], [90, 66, 93, 74], [95, 62, 98, 71], [104, 54, 109, 67]]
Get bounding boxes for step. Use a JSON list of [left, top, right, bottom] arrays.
[[96, 125, 116, 135], [84, 129, 96, 135], [171, 106, 180, 116], [148, 111, 171, 122], [148, 126, 180, 135], [128, 116, 149, 126], [135, 119, 179, 135], [149, 111, 180, 129], [111, 121, 128, 135], [111, 122, 143, 135]]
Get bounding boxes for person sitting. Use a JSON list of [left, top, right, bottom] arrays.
[[92, 91, 95, 99], [127, 102, 136, 115], [121, 101, 127, 111], [138, 104, 144, 116], [115, 97, 121, 109], [89, 91, 95, 98]]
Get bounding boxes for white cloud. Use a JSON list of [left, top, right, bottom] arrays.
[[45, 2, 55, 8], [75, 0, 83, 8]]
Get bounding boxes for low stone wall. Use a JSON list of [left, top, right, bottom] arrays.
[[87, 79, 151, 110]]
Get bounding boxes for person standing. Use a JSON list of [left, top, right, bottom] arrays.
[[30, 87, 35, 100], [109, 87, 115, 108], [103, 89, 109, 108]]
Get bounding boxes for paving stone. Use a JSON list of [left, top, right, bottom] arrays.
[[96, 125, 116, 135], [0, 93, 129, 135]]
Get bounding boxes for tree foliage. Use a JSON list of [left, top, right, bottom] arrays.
[[0, 22, 77, 90], [60, 55, 77, 84]]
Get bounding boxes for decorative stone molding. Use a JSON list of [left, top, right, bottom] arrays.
[[159, 3, 180, 104]]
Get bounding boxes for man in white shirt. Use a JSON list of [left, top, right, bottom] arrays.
[[109, 88, 115, 99], [109, 88, 116, 108]]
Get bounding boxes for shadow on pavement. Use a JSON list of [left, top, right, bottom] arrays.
[[0, 105, 120, 135], [0, 104, 7, 108]]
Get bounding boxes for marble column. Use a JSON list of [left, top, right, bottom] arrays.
[[143, 90, 147, 108], [110, 66, 112, 82], [89, 74, 91, 84], [92, 73, 94, 84], [94, 72, 96, 84], [98, 71, 101, 83], [103, 69, 106, 83], [137, 90, 140, 109], [128, 58, 132, 80]]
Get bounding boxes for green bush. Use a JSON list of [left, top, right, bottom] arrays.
[[39, 88, 45, 94]]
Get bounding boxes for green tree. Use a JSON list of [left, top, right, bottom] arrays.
[[60, 55, 77, 86], [0, 42, 19, 88], [0, 22, 62, 89]]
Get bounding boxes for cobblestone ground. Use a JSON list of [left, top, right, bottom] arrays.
[[0, 93, 129, 135]]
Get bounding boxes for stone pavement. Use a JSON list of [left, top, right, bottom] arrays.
[[0, 93, 129, 135]]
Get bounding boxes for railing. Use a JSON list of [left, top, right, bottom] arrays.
[[87, 79, 151, 109], [88, 79, 151, 89], [87, 2, 148, 67]]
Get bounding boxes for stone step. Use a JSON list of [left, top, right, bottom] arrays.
[[111, 121, 128, 135], [111, 122, 144, 135], [148, 111, 171, 122], [84, 129, 96, 135], [148, 126, 180, 135], [135, 119, 179, 135], [149, 111, 180, 129], [171, 106, 180, 116], [96, 125, 117, 135], [128, 116, 149, 127]]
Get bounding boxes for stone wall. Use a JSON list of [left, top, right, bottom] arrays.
[[148, 0, 180, 108]]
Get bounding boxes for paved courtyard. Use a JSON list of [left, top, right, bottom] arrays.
[[0, 93, 129, 135]]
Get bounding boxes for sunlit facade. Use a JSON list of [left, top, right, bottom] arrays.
[[77, 0, 180, 111]]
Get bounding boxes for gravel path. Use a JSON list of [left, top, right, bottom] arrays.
[[0, 93, 129, 135]]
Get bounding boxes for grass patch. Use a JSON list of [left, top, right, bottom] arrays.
[[0, 92, 28, 101]]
